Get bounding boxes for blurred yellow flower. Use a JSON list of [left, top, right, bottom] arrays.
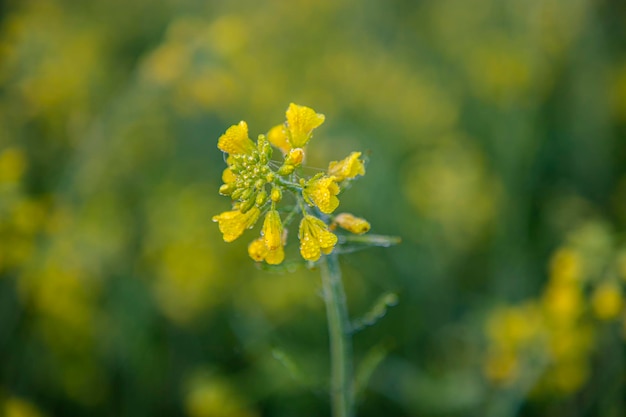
[[285, 103, 325, 148], [328, 151, 365, 182], [591, 282, 623, 320], [549, 248, 583, 284], [303, 174, 340, 214], [332, 213, 370, 234], [185, 374, 258, 417], [4, 397, 44, 417], [299, 215, 337, 261], [542, 282, 583, 324], [212, 208, 260, 242], [0, 147, 27, 184], [217, 121, 255, 155], [486, 303, 542, 350]]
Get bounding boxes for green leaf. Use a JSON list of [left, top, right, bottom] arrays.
[[351, 292, 399, 333], [354, 343, 390, 402]]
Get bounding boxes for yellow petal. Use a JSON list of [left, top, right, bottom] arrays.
[[299, 217, 322, 261], [303, 176, 340, 214], [267, 124, 291, 154], [285, 103, 325, 148], [212, 207, 260, 242], [328, 151, 365, 182], [262, 209, 283, 250], [321, 245, 334, 255], [222, 167, 236, 184], [248, 236, 285, 264], [317, 229, 338, 252], [217, 121, 255, 154], [265, 245, 285, 265], [248, 238, 269, 262]]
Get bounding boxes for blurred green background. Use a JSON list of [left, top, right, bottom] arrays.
[[1, 0, 625, 416]]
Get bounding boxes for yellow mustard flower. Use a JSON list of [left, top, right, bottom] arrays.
[[285, 103, 325, 148], [262, 209, 283, 250], [542, 281, 583, 324], [299, 215, 338, 261], [303, 175, 340, 214], [333, 213, 370, 234], [212, 207, 260, 242], [217, 121, 256, 155], [248, 237, 285, 265], [267, 124, 291, 154], [328, 151, 365, 182]]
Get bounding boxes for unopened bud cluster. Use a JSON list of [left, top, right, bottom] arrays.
[[213, 103, 371, 265], [219, 135, 274, 213]]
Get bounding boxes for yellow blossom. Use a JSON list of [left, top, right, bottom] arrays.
[[267, 124, 291, 154], [0, 147, 27, 184], [591, 282, 623, 320], [299, 215, 338, 261], [303, 175, 340, 214], [328, 152, 365, 182], [248, 237, 285, 265], [212, 207, 260, 242], [217, 121, 255, 155], [285, 103, 325, 148], [333, 213, 370, 234], [549, 248, 583, 284], [542, 281, 583, 324], [262, 209, 283, 250]]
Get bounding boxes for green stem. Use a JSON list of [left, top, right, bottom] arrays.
[[320, 252, 354, 417]]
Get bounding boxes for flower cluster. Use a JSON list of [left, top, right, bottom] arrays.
[[483, 222, 626, 397], [213, 103, 370, 264]]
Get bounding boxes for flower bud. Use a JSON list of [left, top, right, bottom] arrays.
[[333, 213, 370, 234], [219, 184, 233, 195], [270, 187, 282, 203], [277, 164, 295, 176], [285, 148, 305, 166], [255, 190, 268, 206]]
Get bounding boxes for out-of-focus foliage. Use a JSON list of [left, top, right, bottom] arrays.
[[0, 0, 625, 416]]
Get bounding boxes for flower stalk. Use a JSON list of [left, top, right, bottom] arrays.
[[320, 252, 354, 417]]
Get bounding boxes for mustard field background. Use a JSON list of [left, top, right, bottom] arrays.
[[1, 0, 625, 416]]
